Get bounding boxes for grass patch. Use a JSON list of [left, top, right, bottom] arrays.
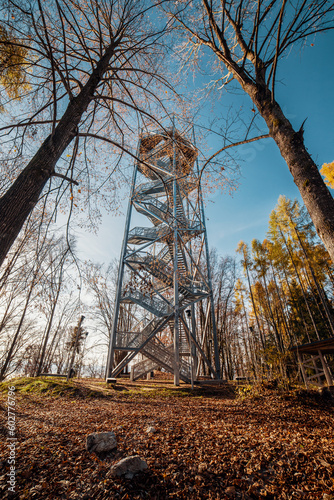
[[107, 381, 236, 399], [118, 386, 205, 399], [0, 376, 236, 400], [0, 377, 105, 398]]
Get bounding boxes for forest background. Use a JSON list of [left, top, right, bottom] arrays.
[[0, 0, 334, 382]]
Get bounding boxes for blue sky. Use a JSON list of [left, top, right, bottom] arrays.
[[205, 29, 334, 256], [76, 29, 334, 264]]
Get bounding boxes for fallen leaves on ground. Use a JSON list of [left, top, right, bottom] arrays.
[[0, 378, 333, 499]]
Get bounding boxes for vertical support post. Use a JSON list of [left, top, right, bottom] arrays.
[[172, 120, 180, 386], [297, 351, 309, 388], [186, 310, 195, 389], [318, 350, 333, 386], [203, 222, 220, 378], [186, 179, 198, 381], [197, 193, 220, 376], [192, 127, 220, 379], [105, 162, 138, 379], [191, 304, 197, 379]]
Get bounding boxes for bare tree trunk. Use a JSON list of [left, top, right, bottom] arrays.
[[44, 316, 63, 371], [245, 264, 265, 349], [36, 273, 63, 376], [294, 226, 334, 335], [0, 42, 116, 267], [261, 272, 284, 352], [269, 262, 290, 347], [245, 84, 334, 262], [0, 268, 38, 380], [279, 228, 321, 340]]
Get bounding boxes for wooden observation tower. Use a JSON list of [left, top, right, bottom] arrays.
[[106, 125, 220, 385]]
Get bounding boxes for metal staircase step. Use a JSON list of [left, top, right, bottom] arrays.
[[167, 319, 190, 356], [127, 225, 170, 244], [131, 357, 160, 380], [133, 195, 169, 225], [140, 339, 191, 383], [111, 317, 169, 376], [121, 289, 172, 317], [128, 254, 194, 295]]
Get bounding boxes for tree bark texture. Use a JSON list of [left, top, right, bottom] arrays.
[[0, 43, 116, 268], [245, 82, 334, 263]]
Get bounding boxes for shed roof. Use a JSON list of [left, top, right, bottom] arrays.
[[290, 337, 334, 355]]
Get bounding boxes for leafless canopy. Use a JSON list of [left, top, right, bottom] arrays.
[[0, 0, 173, 233], [164, 0, 334, 264], [168, 0, 334, 99]]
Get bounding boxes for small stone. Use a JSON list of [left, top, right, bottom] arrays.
[[30, 485, 43, 492], [86, 432, 117, 454], [146, 426, 156, 434], [225, 486, 236, 496], [108, 455, 148, 479], [198, 462, 208, 473], [59, 480, 70, 488]]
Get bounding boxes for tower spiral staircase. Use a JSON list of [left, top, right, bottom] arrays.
[[106, 126, 220, 385]]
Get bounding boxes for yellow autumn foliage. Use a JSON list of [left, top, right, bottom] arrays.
[[320, 161, 334, 189], [0, 25, 30, 103]]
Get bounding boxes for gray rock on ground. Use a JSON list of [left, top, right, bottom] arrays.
[[197, 462, 208, 473], [146, 426, 156, 434], [86, 432, 117, 454], [108, 455, 148, 479], [225, 486, 236, 496]]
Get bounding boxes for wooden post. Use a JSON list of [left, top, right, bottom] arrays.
[[318, 350, 333, 386], [297, 351, 309, 388]]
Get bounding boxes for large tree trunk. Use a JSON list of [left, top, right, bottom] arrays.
[[0, 43, 116, 268], [247, 83, 334, 263]]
